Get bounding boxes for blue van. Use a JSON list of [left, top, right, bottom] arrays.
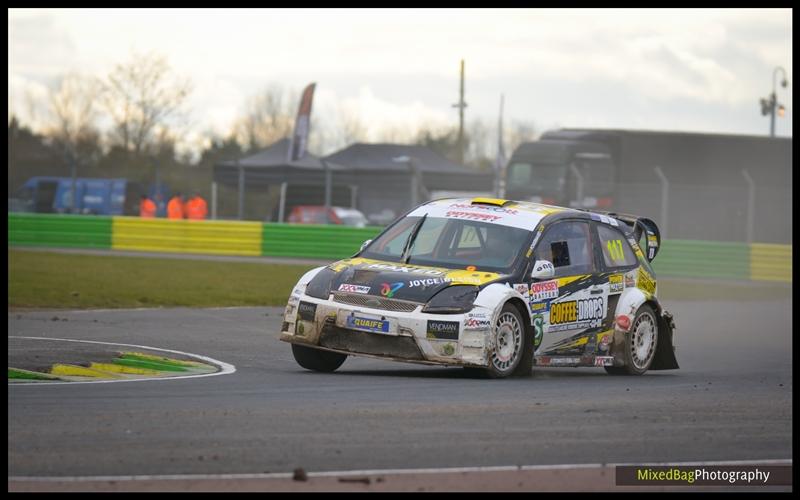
[[9, 177, 143, 216]]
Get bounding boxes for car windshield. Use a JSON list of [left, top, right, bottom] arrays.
[[360, 216, 531, 273], [506, 162, 567, 195]]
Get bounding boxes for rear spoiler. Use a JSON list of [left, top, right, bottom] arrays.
[[590, 211, 661, 262]]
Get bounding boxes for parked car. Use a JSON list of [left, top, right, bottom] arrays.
[[287, 205, 369, 227], [280, 197, 678, 378]]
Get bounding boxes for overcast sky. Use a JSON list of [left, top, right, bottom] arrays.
[[8, 8, 793, 156]]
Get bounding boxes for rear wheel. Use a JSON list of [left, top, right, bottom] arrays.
[[291, 344, 347, 372], [604, 304, 658, 376]]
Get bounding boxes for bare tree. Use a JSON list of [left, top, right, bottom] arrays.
[[46, 73, 102, 162], [506, 120, 538, 154], [102, 51, 193, 155], [464, 118, 491, 169], [233, 85, 297, 151], [333, 106, 368, 149]]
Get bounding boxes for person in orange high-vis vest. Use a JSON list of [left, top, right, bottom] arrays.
[[185, 191, 208, 220], [139, 194, 157, 218], [167, 193, 185, 219]]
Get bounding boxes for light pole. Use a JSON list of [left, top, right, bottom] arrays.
[[393, 155, 419, 209], [760, 66, 788, 137]]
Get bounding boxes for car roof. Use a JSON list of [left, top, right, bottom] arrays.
[[405, 197, 586, 232], [332, 207, 365, 216]]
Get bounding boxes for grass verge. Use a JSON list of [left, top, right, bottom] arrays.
[[8, 249, 790, 310], [9, 249, 316, 309]]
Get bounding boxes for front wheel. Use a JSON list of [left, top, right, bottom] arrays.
[[479, 303, 533, 379], [604, 304, 658, 376], [291, 344, 347, 372]]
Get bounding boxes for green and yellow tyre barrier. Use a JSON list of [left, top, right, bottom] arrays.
[[8, 213, 792, 282]]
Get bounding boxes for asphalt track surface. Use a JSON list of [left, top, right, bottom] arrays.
[[8, 294, 792, 490]]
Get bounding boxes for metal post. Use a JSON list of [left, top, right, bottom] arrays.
[[323, 159, 332, 209], [237, 160, 244, 220], [568, 163, 584, 208], [770, 92, 777, 137], [654, 166, 669, 240], [153, 156, 160, 202], [741, 169, 755, 243], [769, 66, 788, 137], [350, 185, 358, 209], [494, 94, 504, 198], [451, 59, 467, 165], [409, 158, 419, 208], [211, 181, 218, 220], [278, 182, 288, 223], [69, 152, 77, 214]]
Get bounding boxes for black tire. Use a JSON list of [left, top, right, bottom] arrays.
[[604, 303, 659, 376], [291, 344, 347, 372], [477, 302, 533, 379]]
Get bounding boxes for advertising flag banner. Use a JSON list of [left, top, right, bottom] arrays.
[[288, 82, 316, 162]]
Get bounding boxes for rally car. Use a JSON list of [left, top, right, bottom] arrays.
[[279, 197, 678, 378]]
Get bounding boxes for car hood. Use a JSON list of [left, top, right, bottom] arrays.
[[326, 257, 511, 304]]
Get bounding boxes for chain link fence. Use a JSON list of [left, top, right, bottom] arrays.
[[614, 181, 791, 244]]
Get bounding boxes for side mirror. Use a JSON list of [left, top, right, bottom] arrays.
[[531, 260, 555, 280], [360, 239, 372, 252]]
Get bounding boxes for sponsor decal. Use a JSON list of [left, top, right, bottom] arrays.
[[346, 315, 390, 333], [616, 314, 631, 331], [534, 261, 554, 274], [594, 356, 614, 367], [647, 233, 659, 247], [367, 263, 444, 276], [408, 277, 451, 288], [533, 314, 544, 347], [591, 213, 618, 226], [380, 281, 404, 298], [296, 321, 306, 336], [609, 274, 624, 293], [548, 297, 605, 332], [448, 203, 519, 215], [445, 210, 502, 222], [548, 357, 582, 366], [530, 302, 548, 312], [527, 228, 544, 257], [441, 343, 455, 356], [464, 317, 492, 330], [513, 283, 529, 296], [625, 273, 636, 288], [597, 331, 612, 351], [297, 301, 317, 321], [338, 283, 371, 294], [637, 268, 656, 295], [427, 320, 460, 340], [530, 280, 559, 302]]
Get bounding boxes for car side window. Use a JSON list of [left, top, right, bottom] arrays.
[[533, 221, 595, 277], [597, 224, 638, 269]]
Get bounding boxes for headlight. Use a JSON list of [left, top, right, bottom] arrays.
[[305, 267, 336, 299], [422, 285, 479, 314]]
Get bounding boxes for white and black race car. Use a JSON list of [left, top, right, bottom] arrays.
[[280, 197, 678, 378]]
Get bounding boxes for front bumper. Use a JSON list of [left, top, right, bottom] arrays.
[[279, 292, 494, 368]]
